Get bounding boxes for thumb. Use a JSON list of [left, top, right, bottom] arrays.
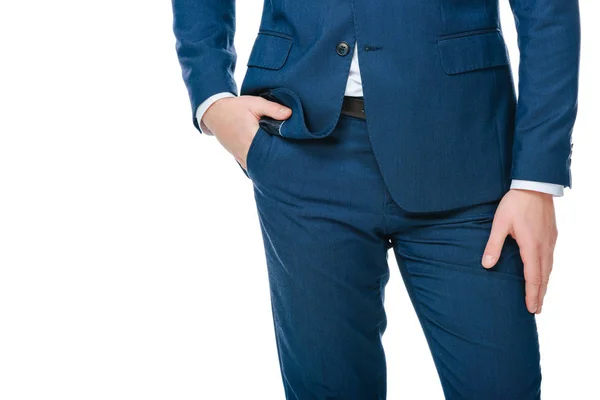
[[482, 218, 509, 269], [251, 97, 292, 120]]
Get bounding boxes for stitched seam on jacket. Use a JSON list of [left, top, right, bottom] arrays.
[[437, 27, 500, 41]]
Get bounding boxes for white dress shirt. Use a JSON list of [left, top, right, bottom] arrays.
[[196, 42, 564, 196]]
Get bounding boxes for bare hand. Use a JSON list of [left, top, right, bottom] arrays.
[[482, 189, 558, 314], [202, 95, 292, 170]]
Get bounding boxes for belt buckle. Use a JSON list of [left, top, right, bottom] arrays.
[[341, 96, 366, 119]]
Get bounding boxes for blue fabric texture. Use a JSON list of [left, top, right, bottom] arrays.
[[171, 0, 580, 213], [168, 1, 579, 395], [244, 115, 542, 399]]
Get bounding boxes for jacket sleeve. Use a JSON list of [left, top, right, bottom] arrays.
[[172, 0, 238, 133], [507, 0, 581, 187]]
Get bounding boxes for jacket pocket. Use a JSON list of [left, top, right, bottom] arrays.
[[436, 29, 510, 75], [247, 31, 293, 70]]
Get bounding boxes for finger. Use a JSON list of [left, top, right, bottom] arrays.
[[536, 253, 553, 314], [250, 97, 292, 120], [522, 247, 542, 314], [482, 218, 509, 269]]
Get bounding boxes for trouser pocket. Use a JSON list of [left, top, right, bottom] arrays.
[[245, 124, 273, 181]]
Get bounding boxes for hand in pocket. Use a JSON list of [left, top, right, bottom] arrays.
[[201, 95, 292, 170]]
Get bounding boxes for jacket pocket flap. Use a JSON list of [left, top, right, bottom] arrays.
[[437, 30, 510, 75], [247, 32, 293, 70]]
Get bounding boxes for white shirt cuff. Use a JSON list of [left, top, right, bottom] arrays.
[[510, 179, 565, 197], [195, 92, 237, 135]]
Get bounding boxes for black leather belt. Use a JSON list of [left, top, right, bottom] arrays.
[[341, 96, 366, 119]]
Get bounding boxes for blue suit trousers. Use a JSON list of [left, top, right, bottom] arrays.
[[241, 113, 542, 400]]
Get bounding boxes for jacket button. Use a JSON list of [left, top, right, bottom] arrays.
[[336, 41, 350, 56]]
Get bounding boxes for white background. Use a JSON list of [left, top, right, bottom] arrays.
[[0, 1, 598, 399]]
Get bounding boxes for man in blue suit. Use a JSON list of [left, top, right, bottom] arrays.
[[172, 0, 580, 398]]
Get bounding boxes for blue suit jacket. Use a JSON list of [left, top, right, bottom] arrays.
[[172, 0, 580, 213]]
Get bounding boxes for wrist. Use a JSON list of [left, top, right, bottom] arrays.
[[509, 188, 554, 204], [202, 97, 230, 133]]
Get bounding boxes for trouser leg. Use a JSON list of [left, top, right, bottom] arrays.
[[387, 199, 542, 399], [250, 115, 392, 399]]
